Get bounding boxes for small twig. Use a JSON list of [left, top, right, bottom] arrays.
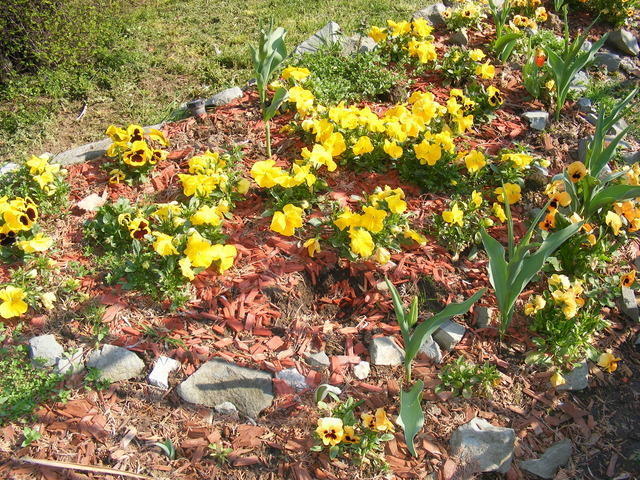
[[15, 457, 153, 479]]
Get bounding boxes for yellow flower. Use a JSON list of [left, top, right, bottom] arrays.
[[486, 86, 504, 107], [349, 228, 374, 257], [127, 218, 151, 240], [236, 178, 250, 194], [190, 205, 221, 226], [40, 292, 56, 310], [359, 206, 387, 233], [412, 17, 433, 38], [404, 229, 427, 245], [323, 132, 347, 157], [152, 232, 178, 256], [185, 231, 218, 268], [386, 194, 407, 214], [567, 161, 587, 183], [471, 190, 483, 208], [408, 40, 437, 63], [26, 155, 50, 175], [122, 141, 152, 167], [316, 417, 344, 446], [443, 203, 464, 227], [179, 257, 195, 280], [368, 26, 388, 43], [492, 202, 507, 223], [464, 150, 486, 174], [549, 274, 571, 290], [621, 270, 636, 288], [548, 191, 572, 211], [383, 140, 403, 159], [147, 128, 170, 147], [387, 19, 411, 36], [469, 49, 485, 61], [361, 408, 395, 432], [17, 233, 53, 253], [0, 286, 29, 319], [270, 204, 304, 236], [605, 211, 622, 236], [282, 66, 311, 82], [414, 139, 441, 166], [334, 208, 361, 231], [109, 169, 126, 184], [105, 125, 130, 143], [494, 183, 521, 205], [209, 243, 237, 273], [303, 237, 321, 258], [535, 6, 548, 21], [342, 426, 360, 444], [126, 124, 145, 142], [373, 246, 391, 264], [524, 295, 546, 315], [153, 202, 182, 219], [287, 85, 315, 115], [551, 289, 578, 319], [597, 352, 621, 373], [550, 371, 566, 387], [475, 62, 495, 79], [539, 211, 556, 231], [352, 136, 374, 156], [250, 159, 286, 188], [302, 144, 337, 172], [453, 114, 474, 134], [502, 153, 532, 169]]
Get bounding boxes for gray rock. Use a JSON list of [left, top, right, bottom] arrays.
[[177, 359, 273, 418], [522, 111, 549, 131], [580, 40, 593, 53], [53, 138, 111, 166], [620, 57, 639, 74], [86, 344, 145, 382], [584, 112, 598, 126], [342, 34, 377, 55], [450, 417, 516, 473], [29, 334, 64, 367], [204, 86, 243, 107], [55, 349, 85, 375], [0, 162, 18, 176], [353, 361, 371, 380], [521, 439, 573, 479], [276, 367, 308, 392], [370, 336, 405, 366], [557, 361, 589, 391], [433, 320, 466, 351], [413, 3, 447, 26], [569, 71, 589, 94], [606, 29, 640, 56], [449, 30, 469, 46], [594, 51, 621, 71], [418, 335, 442, 364], [305, 351, 330, 370], [474, 306, 494, 329], [620, 287, 639, 321], [576, 97, 594, 113], [294, 21, 342, 55], [623, 151, 640, 164], [214, 401, 238, 416], [148, 356, 181, 390], [610, 118, 629, 137]]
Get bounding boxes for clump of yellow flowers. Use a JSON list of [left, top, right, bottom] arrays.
[[105, 124, 170, 184], [0, 196, 53, 257], [368, 18, 437, 66], [0, 153, 68, 207]]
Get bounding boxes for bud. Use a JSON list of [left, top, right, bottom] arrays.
[[482, 218, 494, 227], [373, 247, 391, 265]]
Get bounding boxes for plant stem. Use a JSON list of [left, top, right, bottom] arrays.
[[265, 120, 272, 158]]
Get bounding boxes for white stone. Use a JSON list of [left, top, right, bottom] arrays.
[[521, 439, 572, 479], [353, 361, 370, 380], [276, 368, 308, 392], [433, 320, 466, 351], [205, 87, 243, 107], [413, 3, 447, 26], [418, 335, 443, 363], [294, 22, 342, 55], [305, 351, 330, 370], [55, 349, 85, 375], [86, 344, 145, 382], [214, 401, 238, 416], [450, 417, 516, 473], [370, 337, 405, 366], [29, 334, 64, 367], [619, 287, 639, 321], [148, 356, 181, 390], [606, 29, 640, 56], [557, 361, 589, 391], [522, 111, 549, 131]]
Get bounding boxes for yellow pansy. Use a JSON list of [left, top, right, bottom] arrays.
[[361, 408, 395, 432], [302, 144, 337, 172], [412, 17, 433, 37], [549, 274, 571, 290], [524, 295, 546, 316], [270, 204, 304, 236], [185, 231, 218, 268], [303, 237, 321, 257], [464, 150, 486, 174], [475, 62, 495, 79], [597, 352, 621, 373], [404, 229, 427, 245], [386, 19, 411, 36], [0, 286, 29, 319], [414, 139, 441, 166], [282, 66, 311, 82], [122, 141, 151, 167], [605, 211, 622, 236], [567, 161, 587, 183], [373, 246, 391, 264], [502, 153, 532, 169], [349, 228, 374, 257], [492, 202, 507, 223], [334, 208, 361, 231], [352, 136, 374, 156], [359, 206, 387, 233], [368, 26, 388, 43], [342, 426, 360, 444], [152, 232, 178, 256], [494, 183, 521, 205], [443, 204, 464, 227], [323, 132, 347, 157], [550, 371, 566, 387], [316, 417, 344, 446], [179, 257, 195, 280], [469, 49, 485, 61], [471, 190, 483, 208], [383, 140, 403, 159], [17, 233, 53, 253], [250, 159, 286, 188], [190, 205, 222, 226]]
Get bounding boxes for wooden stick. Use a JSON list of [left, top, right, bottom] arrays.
[[15, 457, 153, 479]]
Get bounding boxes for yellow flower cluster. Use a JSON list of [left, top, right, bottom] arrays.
[[25, 155, 66, 195], [606, 200, 640, 235], [0, 285, 28, 319], [315, 408, 393, 447], [0, 196, 53, 254], [525, 275, 585, 320], [180, 150, 249, 197], [105, 124, 170, 181]]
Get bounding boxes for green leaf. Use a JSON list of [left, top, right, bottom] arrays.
[[397, 380, 424, 457], [385, 277, 408, 342], [329, 445, 339, 459], [263, 87, 289, 122], [480, 228, 509, 313], [405, 289, 485, 364], [588, 185, 640, 215]]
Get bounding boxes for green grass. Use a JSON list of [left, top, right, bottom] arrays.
[[0, 0, 420, 163]]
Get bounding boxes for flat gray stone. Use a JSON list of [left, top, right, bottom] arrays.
[[342, 34, 377, 55], [449, 30, 469, 46], [606, 29, 640, 56], [204, 86, 243, 107], [353, 361, 370, 380], [433, 320, 466, 351], [413, 3, 447, 26], [55, 349, 85, 375], [557, 361, 589, 391], [305, 351, 330, 370], [521, 439, 573, 479], [620, 287, 639, 321], [418, 335, 442, 363], [86, 344, 145, 382], [569, 71, 589, 94], [522, 111, 549, 131], [177, 359, 273, 418], [29, 334, 64, 367], [148, 356, 181, 390], [594, 51, 621, 71], [214, 401, 238, 417], [624, 151, 640, 164], [474, 306, 494, 329], [576, 97, 594, 113], [294, 21, 342, 55], [276, 367, 308, 392], [450, 417, 515, 473], [370, 336, 405, 366], [53, 138, 111, 166]]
